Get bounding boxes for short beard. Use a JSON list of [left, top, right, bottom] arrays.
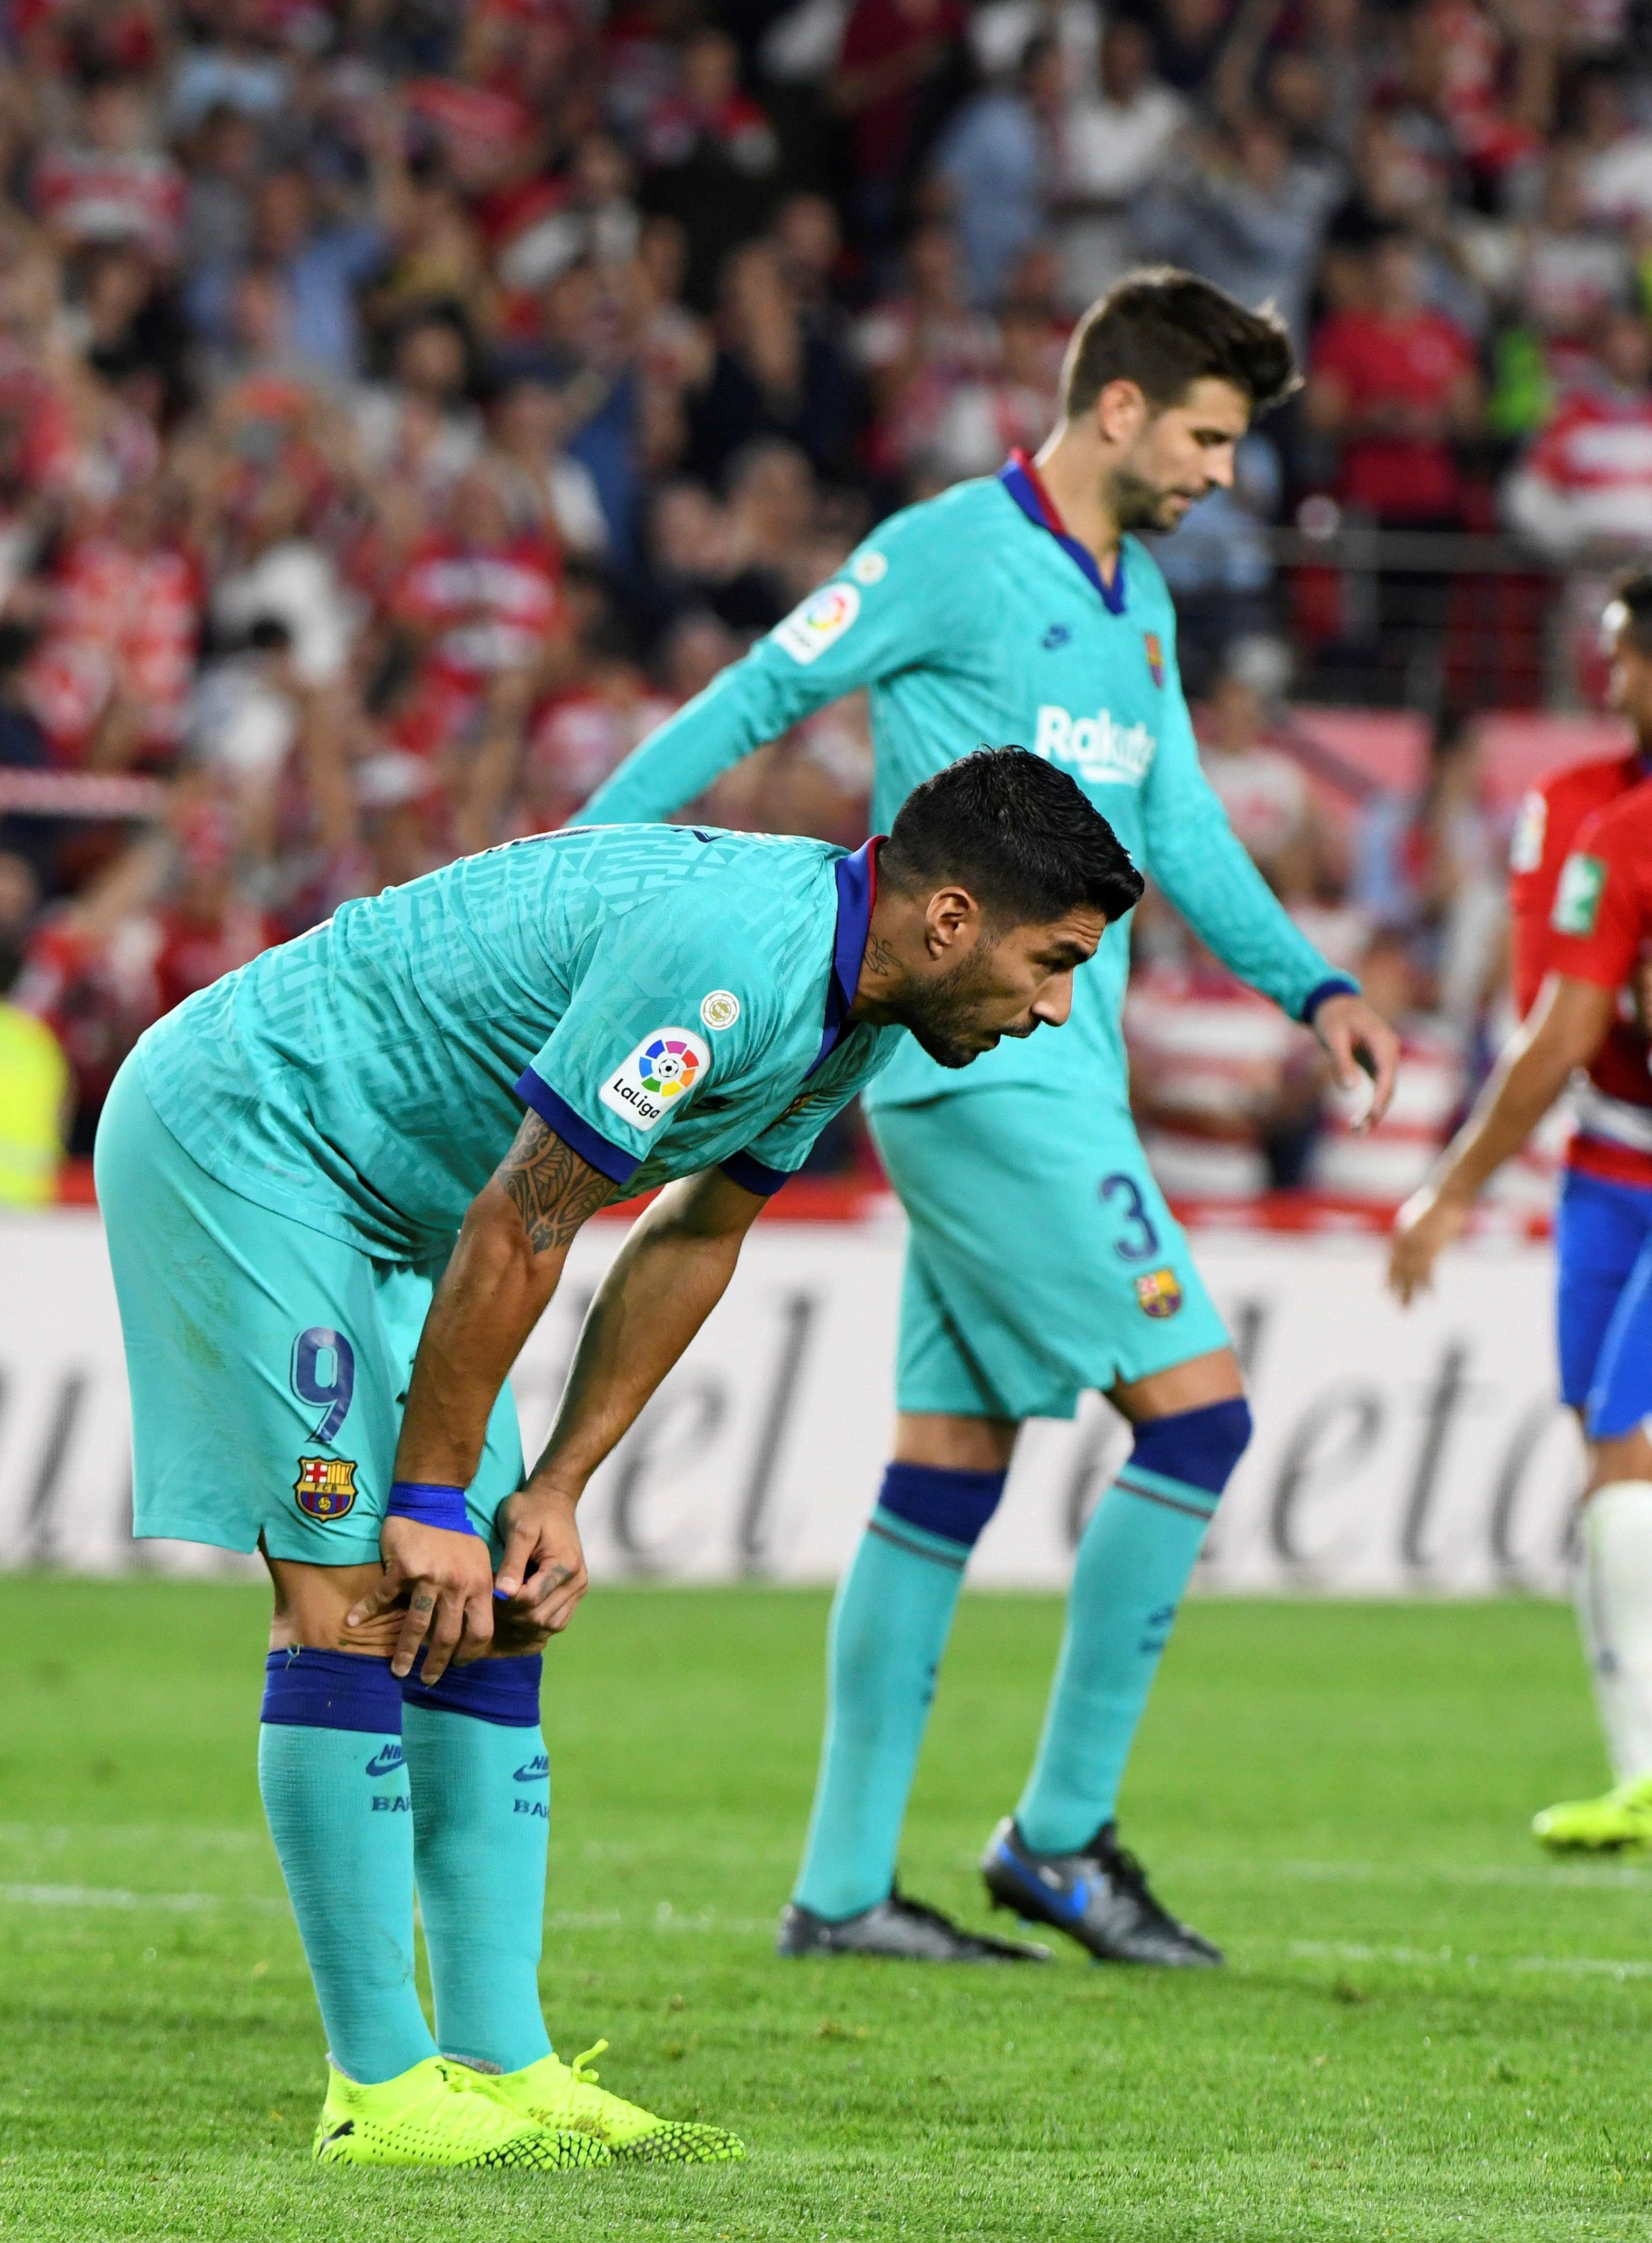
[[890, 945, 1021, 1070], [1109, 461, 1193, 534]]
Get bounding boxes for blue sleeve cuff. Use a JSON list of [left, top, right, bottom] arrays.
[[719, 1151, 791, 1198], [514, 1067, 642, 1188], [1300, 975, 1360, 1024]]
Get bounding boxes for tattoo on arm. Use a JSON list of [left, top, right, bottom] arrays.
[[499, 1113, 615, 1253]]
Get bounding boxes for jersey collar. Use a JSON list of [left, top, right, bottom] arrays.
[[999, 449, 1127, 616], [813, 836, 882, 1074]]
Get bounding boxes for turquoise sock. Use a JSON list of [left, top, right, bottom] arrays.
[[401, 1653, 552, 2074], [1016, 1403, 1249, 1855], [794, 1495, 983, 1921], [257, 1649, 436, 2085]]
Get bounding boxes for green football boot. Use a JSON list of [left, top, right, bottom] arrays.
[[313, 2055, 612, 2170], [1533, 1774, 1652, 1851], [492, 2040, 746, 2163]]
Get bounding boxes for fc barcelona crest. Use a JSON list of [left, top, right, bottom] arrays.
[[294, 1455, 358, 1519], [1134, 1267, 1183, 1319], [1143, 631, 1165, 687]]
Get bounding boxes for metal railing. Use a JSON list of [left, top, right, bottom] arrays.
[[1259, 525, 1582, 717]]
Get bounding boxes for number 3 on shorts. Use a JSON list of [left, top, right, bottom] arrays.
[[1099, 1172, 1161, 1263], [291, 1327, 356, 1443]]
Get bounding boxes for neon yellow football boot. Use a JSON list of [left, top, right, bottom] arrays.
[[1533, 1774, 1652, 1851], [492, 2039, 746, 2163], [312, 2055, 613, 2170]]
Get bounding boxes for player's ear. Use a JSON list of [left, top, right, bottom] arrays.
[[923, 884, 979, 957], [1095, 378, 1147, 446]]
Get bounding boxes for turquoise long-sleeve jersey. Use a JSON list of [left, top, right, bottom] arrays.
[[580, 460, 1351, 1117]]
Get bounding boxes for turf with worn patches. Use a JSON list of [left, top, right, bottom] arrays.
[[1, 1579, 1649, 2240]]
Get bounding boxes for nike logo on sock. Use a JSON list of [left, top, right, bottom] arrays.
[[364, 1745, 405, 1777]]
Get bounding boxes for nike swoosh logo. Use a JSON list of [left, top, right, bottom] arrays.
[[513, 1756, 550, 1782], [364, 1747, 404, 1777], [318, 2120, 355, 2146], [995, 1845, 1090, 1923]]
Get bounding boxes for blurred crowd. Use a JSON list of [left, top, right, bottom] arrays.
[[0, 0, 1627, 1205]]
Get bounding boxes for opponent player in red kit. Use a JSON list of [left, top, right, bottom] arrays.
[[1391, 569, 1652, 1849]]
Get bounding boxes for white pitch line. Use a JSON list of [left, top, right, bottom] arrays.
[[1288, 1938, 1652, 1978], [1193, 1857, 1652, 1892], [0, 1882, 285, 1913]]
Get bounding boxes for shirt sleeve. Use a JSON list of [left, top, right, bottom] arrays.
[[1138, 600, 1351, 1021], [576, 504, 966, 824], [1548, 809, 1644, 991], [515, 898, 762, 1186]]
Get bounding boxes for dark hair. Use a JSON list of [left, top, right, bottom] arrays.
[[1062, 268, 1299, 422], [882, 747, 1144, 926], [1609, 567, 1652, 655]]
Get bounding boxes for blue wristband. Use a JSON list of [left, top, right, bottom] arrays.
[[386, 1480, 479, 1536]]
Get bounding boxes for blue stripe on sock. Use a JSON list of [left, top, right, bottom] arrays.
[[261, 1648, 403, 1733], [401, 1651, 543, 1728], [1115, 1471, 1220, 1523], [866, 1511, 968, 1571], [878, 1461, 1007, 1547]]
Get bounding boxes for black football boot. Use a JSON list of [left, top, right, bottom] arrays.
[[777, 1884, 1050, 1962], [980, 1816, 1222, 1966]]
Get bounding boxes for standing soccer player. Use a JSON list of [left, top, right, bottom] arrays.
[[95, 756, 1142, 2166], [1392, 573, 1652, 1850], [580, 269, 1400, 1965]]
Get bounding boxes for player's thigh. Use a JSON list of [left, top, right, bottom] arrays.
[[1554, 1171, 1652, 1415], [873, 1092, 1229, 1423], [100, 1058, 403, 1565], [1585, 1212, 1652, 1442]]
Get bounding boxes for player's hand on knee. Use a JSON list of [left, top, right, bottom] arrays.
[[345, 1518, 497, 1681], [1388, 1184, 1469, 1305], [494, 1483, 589, 1638]]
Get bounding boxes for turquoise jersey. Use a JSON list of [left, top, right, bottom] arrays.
[[137, 825, 897, 1259], [580, 461, 1351, 1118]]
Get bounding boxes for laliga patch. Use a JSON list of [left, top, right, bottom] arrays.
[[1553, 852, 1606, 938], [1134, 1267, 1184, 1320], [295, 1455, 358, 1519], [1509, 790, 1546, 875], [700, 989, 740, 1031], [774, 581, 860, 666], [599, 1026, 710, 1132]]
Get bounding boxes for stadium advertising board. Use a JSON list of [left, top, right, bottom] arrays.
[[0, 1214, 1580, 1595]]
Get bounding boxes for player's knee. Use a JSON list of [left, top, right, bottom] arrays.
[[266, 1558, 399, 1656], [876, 1460, 1008, 1548], [1130, 1396, 1252, 1500]]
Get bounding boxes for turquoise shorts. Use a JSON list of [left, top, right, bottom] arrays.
[[870, 1087, 1231, 1423], [95, 1057, 524, 1566]]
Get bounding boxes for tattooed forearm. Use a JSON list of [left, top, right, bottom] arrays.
[[499, 1112, 614, 1253]]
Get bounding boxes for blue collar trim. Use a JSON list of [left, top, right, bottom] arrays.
[[813, 837, 880, 1074], [998, 451, 1126, 615]]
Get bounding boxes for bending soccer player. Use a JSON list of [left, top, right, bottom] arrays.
[[95, 750, 1142, 2167], [1391, 571, 1652, 1853], [579, 267, 1400, 1966]]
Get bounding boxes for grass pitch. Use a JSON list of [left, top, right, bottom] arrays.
[[2, 1581, 1651, 2240]]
